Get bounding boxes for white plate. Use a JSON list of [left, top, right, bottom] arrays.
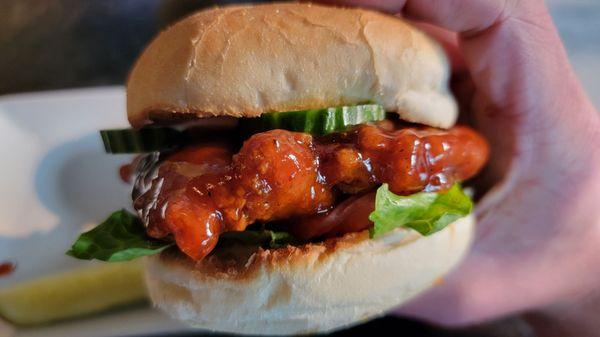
[[0, 87, 193, 337]]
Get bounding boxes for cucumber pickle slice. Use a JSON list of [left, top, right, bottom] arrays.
[[240, 104, 385, 136], [100, 104, 386, 153], [100, 127, 182, 154]]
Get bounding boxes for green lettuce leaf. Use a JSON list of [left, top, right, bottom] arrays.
[[66, 209, 172, 262], [369, 183, 473, 238]]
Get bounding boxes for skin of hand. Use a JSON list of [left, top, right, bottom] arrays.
[[322, 0, 600, 333]]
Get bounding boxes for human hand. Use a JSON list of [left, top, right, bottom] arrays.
[[322, 0, 600, 333]]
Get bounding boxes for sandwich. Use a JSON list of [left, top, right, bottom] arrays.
[[68, 2, 489, 335]]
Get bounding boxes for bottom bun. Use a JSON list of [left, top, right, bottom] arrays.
[[144, 215, 474, 335]]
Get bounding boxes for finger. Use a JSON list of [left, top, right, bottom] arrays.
[[393, 252, 538, 326], [319, 0, 405, 13], [323, 0, 527, 37], [403, 0, 516, 36], [394, 242, 566, 326]]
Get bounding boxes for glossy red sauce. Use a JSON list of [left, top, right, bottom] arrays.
[[133, 122, 489, 260], [286, 192, 376, 240], [119, 164, 134, 183], [0, 262, 16, 277], [119, 155, 144, 183]]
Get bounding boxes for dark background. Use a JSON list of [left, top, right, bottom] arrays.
[[1, 0, 248, 95], [2, 0, 597, 336]]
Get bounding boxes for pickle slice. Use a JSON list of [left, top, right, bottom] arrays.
[[0, 261, 146, 325], [241, 104, 386, 136], [100, 127, 181, 154], [100, 104, 386, 154]]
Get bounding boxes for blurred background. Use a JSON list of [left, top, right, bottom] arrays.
[[0, 0, 598, 336]]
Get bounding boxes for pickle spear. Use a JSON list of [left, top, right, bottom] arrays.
[[0, 261, 146, 325]]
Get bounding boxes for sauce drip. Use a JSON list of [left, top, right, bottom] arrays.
[[133, 123, 489, 260], [0, 262, 16, 277]]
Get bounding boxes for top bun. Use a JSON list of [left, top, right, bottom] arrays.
[[127, 2, 457, 128]]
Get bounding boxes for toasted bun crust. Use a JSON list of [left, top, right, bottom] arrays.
[[127, 3, 457, 128], [144, 215, 474, 335]]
